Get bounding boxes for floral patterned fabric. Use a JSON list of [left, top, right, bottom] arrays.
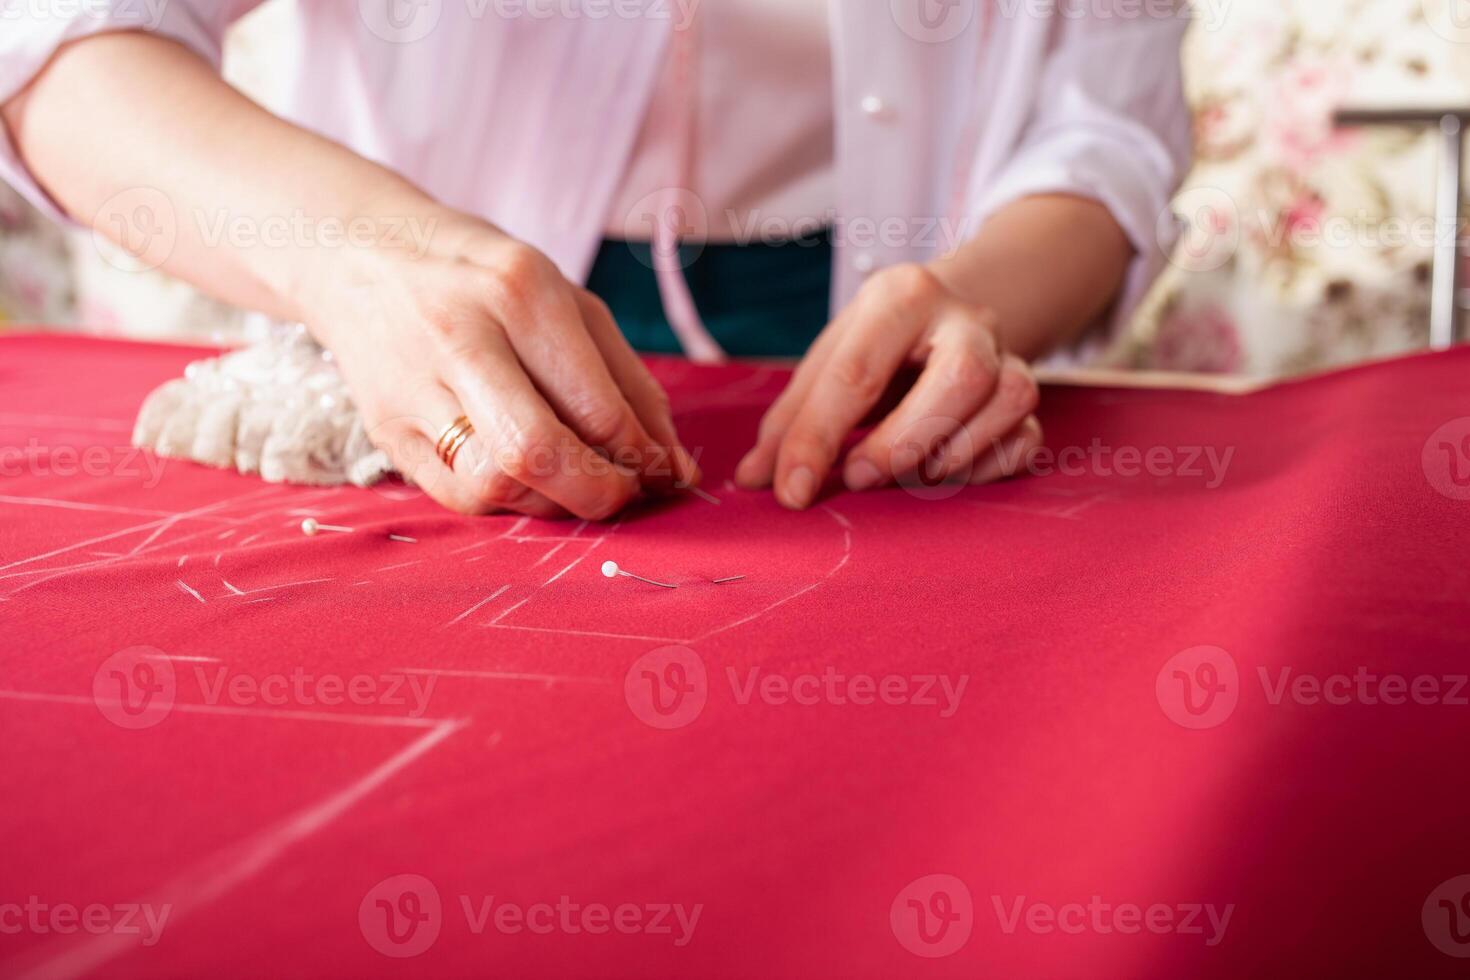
[[1122, 0, 1470, 376], [0, 0, 1465, 378]]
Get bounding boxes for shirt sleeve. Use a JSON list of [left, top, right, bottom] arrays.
[[966, 3, 1193, 361], [0, 1, 264, 223]]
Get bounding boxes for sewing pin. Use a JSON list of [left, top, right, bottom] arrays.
[[300, 518, 353, 536], [601, 560, 677, 589]]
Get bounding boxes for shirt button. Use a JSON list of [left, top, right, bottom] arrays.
[[854, 253, 876, 274], [860, 95, 888, 118]]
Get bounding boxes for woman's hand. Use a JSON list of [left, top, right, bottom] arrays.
[[308, 215, 699, 519], [4, 33, 695, 521], [735, 262, 1043, 509]]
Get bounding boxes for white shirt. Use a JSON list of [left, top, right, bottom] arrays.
[[0, 1, 1193, 363], [606, 0, 835, 242]]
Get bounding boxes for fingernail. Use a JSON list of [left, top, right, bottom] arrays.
[[844, 457, 883, 492], [779, 466, 817, 510]]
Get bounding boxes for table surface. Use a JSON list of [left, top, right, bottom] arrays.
[[2, 333, 1468, 978]]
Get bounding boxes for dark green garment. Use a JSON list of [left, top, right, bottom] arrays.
[[584, 230, 832, 358]]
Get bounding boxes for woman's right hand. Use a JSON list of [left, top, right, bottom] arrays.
[[2, 30, 694, 521], [305, 213, 700, 519]]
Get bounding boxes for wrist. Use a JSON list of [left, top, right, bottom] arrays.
[[282, 197, 472, 336]]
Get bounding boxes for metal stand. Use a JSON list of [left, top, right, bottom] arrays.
[[1335, 106, 1469, 351]]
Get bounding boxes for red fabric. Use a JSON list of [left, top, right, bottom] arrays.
[[2, 332, 1469, 978]]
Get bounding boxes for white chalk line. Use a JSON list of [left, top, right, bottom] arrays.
[[0, 689, 444, 729], [14, 718, 465, 980], [531, 541, 568, 567], [395, 667, 609, 685], [227, 578, 334, 597], [443, 584, 510, 628], [1, 517, 251, 587], [0, 486, 282, 577], [688, 504, 853, 643], [543, 553, 589, 586], [496, 516, 531, 540], [375, 559, 422, 572], [0, 494, 242, 522], [489, 597, 531, 625], [0, 412, 130, 432], [127, 517, 184, 557], [484, 523, 616, 628], [483, 623, 684, 644], [963, 489, 1114, 523], [472, 506, 849, 645]]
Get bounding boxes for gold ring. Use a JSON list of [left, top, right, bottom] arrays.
[[434, 415, 475, 470]]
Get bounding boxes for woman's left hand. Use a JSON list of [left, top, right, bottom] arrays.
[[734, 262, 1044, 510]]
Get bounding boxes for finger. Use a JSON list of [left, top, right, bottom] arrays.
[[771, 268, 940, 508], [441, 330, 641, 520], [733, 327, 839, 490], [392, 428, 567, 518], [573, 289, 700, 490], [965, 415, 1044, 486], [481, 245, 666, 483], [365, 385, 566, 518], [842, 307, 1002, 491], [927, 355, 1041, 484]]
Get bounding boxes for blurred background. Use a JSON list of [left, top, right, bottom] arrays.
[[2, 0, 1468, 378]]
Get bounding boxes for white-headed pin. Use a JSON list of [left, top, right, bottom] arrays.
[[601, 560, 677, 590], [300, 518, 353, 536]]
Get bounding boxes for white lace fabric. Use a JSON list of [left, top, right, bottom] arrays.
[[131, 326, 392, 488]]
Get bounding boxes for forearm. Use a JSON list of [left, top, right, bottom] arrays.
[[928, 194, 1134, 362], [0, 31, 453, 324]]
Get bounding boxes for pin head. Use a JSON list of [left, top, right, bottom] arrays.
[[300, 518, 319, 536], [601, 560, 620, 578]]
